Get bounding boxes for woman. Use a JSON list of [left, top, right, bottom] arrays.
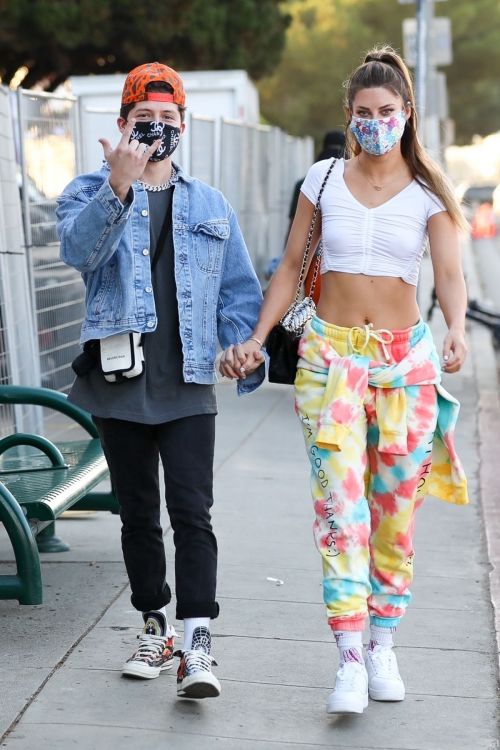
[[220, 46, 469, 715]]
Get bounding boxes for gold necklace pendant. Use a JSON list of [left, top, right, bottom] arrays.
[[373, 185, 383, 191]]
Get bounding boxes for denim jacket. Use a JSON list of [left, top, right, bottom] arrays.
[[56, 164, 264, 394]]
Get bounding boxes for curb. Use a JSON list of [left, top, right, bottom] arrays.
[[463, 238, 500, 675]]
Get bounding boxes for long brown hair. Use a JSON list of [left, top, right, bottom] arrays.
[[344, 46, 466, 230]]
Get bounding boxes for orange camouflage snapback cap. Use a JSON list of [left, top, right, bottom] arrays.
[[121, 62, 185, 107]]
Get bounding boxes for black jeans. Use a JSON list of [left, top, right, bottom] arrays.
[[93, 414, 219, 620]]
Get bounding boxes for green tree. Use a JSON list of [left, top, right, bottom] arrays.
[[355, 0, 500, 144], [443, 0, 500, 143], [0, 0, 291, 89], [259, 0, 500, 145], [259, 0, 407, 148]]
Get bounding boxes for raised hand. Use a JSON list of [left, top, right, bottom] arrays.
[[98, 119, 161, 202]]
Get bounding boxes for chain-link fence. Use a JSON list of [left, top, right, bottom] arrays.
[[190, 115, 217, 186], [0, 298, 14, 435], [16, 90, 85, 396], [220, 121, 311, 276], [0, 86, 42, 436]]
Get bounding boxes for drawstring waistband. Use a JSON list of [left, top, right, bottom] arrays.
[[309, 315, 425, 349], [297, 317, 441, 456], [295, 316, 469, 505], [347, 324, 394, 362]]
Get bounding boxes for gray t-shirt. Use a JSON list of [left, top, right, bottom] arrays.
[[68, 186, 217, 424]]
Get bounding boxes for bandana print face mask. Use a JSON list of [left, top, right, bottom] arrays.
[[129, 121, 181, 161], [349, 110, 407, 156]]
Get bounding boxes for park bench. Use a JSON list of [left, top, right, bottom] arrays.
[[0, 385, 118, 605]]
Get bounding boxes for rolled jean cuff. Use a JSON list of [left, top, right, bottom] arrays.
[[130, 583, 172, 613], [328, 613, 366, 632], [370, 615, 401, 628], [176, 600, 220, 620]]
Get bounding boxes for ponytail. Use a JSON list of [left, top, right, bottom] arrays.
[[344, 45, 467, 231]]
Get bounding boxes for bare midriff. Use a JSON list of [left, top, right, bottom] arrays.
[[316, 271, 421, 330]]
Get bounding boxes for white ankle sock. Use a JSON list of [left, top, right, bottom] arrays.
[[369, 624, 396, 650], [183, 617, 210, 652], [333, 631, 364, 664]]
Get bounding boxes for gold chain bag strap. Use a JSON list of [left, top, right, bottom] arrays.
[[266, 157, 336, 385], [280, 157, 336, 334]]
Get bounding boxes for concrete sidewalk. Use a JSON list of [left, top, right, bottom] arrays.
[[1, 262, 499, 749]]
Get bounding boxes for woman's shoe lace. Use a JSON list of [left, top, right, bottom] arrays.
[[369, 645, 398, 675], [337, 661, 366, 689]]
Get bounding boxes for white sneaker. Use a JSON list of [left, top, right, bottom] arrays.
[[176, 648, 221, 698], [175, 626, 221, 699], [365, 645, 405, 701], [326, 661, 369, 714]]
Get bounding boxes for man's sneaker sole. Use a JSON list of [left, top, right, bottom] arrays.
[[122, 658, 173, 679], [177, 671, 221, 699], [327, 692, 368, 714]]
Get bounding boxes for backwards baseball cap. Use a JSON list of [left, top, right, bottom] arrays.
[[121, 62, 185, 107]]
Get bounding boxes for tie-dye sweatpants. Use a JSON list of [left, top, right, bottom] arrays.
[[295, 317, 440, 632]]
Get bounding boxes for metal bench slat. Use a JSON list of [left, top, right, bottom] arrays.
[[0, 439, 109, 520]]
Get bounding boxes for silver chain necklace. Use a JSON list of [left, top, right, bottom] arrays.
[[138, 165, 178, 192]]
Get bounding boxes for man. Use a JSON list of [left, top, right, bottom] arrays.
[[56, 62, 264, 699]]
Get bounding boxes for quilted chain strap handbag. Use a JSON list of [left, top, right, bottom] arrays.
[[266, 158, 336, 384]]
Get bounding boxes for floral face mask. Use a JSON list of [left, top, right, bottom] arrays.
[[349, 110, 407, 156]]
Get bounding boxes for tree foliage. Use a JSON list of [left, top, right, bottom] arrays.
[[443, 0, 500, 143], [0, 0, 290, 89], [258, 0, 379, 146], [259, 0, 500, 145]]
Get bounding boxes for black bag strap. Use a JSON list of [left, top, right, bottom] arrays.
[[151, 199, 173, 273], [293, 157, 336, 302]]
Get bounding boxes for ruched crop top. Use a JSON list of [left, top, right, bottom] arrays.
[[300, 158, 446, 286]]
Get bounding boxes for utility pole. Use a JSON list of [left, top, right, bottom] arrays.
[[402, 0, 451, 160], [415, 0, 428, 138], [424, 0, 442, 161]]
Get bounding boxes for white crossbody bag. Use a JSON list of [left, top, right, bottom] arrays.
[[100, 332, 145, 383], [99, 196, 172, 384]]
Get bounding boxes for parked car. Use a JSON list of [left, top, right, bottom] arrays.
[[17, 173, 58, 246], [461, 184, 496, 221]]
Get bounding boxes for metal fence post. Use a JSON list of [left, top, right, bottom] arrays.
[[16, 89, 37, 338]]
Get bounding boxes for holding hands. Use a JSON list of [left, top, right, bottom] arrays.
[[219, 338, 265, 380], [98, 118, 161, 202]]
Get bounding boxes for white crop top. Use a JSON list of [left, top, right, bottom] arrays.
[[300, 158, 446, 286]]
